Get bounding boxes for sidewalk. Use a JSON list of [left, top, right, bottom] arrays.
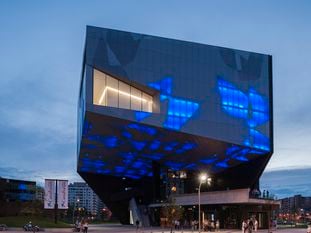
[[4, 227, 308, 233]]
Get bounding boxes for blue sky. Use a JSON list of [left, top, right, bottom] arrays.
[[0, 0, 310, 198]]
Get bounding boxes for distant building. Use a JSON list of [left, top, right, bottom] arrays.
[[68, 182, 105, 216], [280, 195, 311, 213], [0, 177, 36, 202], [35, 186, 45, 202]]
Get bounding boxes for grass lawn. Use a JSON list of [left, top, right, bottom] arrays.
[[0, 216, 71, 228]]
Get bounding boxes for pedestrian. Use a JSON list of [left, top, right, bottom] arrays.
[[191, 220, 195, 231], [176, 220, 180, 230], [242, 219, 247, 233], [211, 221, 215, 231], [248, 218, 253, 233], [254, 218, 258, 232], [83, 220, 88, 233], [135, 219, 140, 231], [216, 219, 220, 232]]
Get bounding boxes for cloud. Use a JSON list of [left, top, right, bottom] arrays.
[[0, 166, 82, 186], [261, 167, 311, 198]]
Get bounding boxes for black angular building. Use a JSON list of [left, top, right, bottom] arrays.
[[77, 26, 277, 228], [0, 177, 36, 202]]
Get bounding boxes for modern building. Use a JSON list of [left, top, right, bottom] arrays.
[[280, 195, 311, 214], [35, 186, 45, 202], [68, 182, 105, 216], [0, 177, 36, 202], [77, 26, 278, 228]]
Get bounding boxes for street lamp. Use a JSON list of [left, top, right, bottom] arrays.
[[198, 173, 211, 233], [73, 198, 80, 224]]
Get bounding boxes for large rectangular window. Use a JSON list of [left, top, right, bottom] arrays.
[[93, 69, 153, 113]]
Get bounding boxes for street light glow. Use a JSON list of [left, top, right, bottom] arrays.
[[198, 173, 211, 233], [199, 173, 207, 182]]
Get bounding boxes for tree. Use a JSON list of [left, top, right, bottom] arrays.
[[160, 197, 184, 231]]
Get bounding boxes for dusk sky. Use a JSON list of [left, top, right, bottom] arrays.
[[0, 0, 310, 198]]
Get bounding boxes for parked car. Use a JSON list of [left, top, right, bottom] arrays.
[[0, 224, 8, 231]]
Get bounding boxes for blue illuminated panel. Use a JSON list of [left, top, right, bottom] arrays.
[[79, 116, 267, 179], [217, 78, 270, 151], [148, 78, 200, 130]]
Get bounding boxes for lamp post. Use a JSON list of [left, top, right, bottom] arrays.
[[72, 198, 80, 224], [198, 174, 211, 233]]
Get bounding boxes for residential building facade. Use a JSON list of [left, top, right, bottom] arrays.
[[68, 182, 104, 216]]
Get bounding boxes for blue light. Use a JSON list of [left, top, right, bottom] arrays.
[[121, 131, 132, 139], [115, 166, 126, 173], [81, 158, 105, 168], [18, 184, 27, 190], [217, 78, 270, 151], [119, 152, 136, 159], [102, 136, 118, 148], [86, 135, 119, 148], [249, 129, 270, 151], [234, 156, 248, 162], [248, 149, 265, 155], [135, 111, 151, 121], [80, 167, 89, 172], [225, 145, 241, 156], [216, 160, 229, 168], [149, 140, 161, 150], [127, 123, 157, 135], [148, 78, 200, 130], [97, 169, 111, 174], [126, 174, 141, 179], [182, 142, 196, 150], [164, 141, 178, 151], [148, 77, 172, 94], [176, 142, 197, 154], [131, 140, 146, 151], [160, 94, 168, 101], [132, 160, 144, 168], [200, 158, 217, 164], [139, 169, 148, 175]]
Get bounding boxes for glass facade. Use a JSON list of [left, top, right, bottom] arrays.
[[93, 69, 153, 112], [78, 26, 273, 225]]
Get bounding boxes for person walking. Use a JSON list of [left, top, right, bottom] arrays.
[[248, 218, 253, 233], [135, 219, 140, 232], [82, 220, 88, 233], [216, 219, 220, 232], [242, 219, 248, 233], [254, 218, 258, 232]]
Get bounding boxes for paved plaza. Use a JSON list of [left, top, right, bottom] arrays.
[[4, 224, 309, 233]]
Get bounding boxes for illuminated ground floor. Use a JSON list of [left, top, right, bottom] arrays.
[[148, 189, 280, 229]]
